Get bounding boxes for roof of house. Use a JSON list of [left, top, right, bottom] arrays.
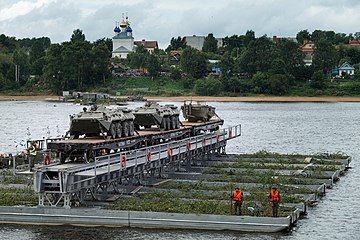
[[113, 32, 134, 40], [349, 39, 360, 46], [113, 46, 132, 53], [300, 40, 315, 53], [338, 62, 355, 71], [134, 40, 158, 49]]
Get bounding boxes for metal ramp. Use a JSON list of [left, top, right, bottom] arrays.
[[34, 125, 241, 208]]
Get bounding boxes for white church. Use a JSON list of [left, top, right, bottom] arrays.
[[112, 14, 158, 59]]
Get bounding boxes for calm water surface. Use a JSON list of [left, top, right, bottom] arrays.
[[0, 100, 359, 239]]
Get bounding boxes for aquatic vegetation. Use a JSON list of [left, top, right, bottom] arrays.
[[0, 187, 37, 206], [0, 169, 32, 185]]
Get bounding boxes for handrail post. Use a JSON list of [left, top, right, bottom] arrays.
[[107, 155, 110, 174], [135, 149, 138, 166], [94, 158, 97, 177]]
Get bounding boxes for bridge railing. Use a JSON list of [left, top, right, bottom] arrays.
[[75, 124, 241, 177]]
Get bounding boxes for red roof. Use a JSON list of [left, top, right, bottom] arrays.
[[134, 40, 158, 49], [349, 39, 360, 46], [300, 40, 314, 53]]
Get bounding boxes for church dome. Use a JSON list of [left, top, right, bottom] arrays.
[[126, 24, 132, 33], [114, 26, 120, 33], [120, 19, 127, 28]]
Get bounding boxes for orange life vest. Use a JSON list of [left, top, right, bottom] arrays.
[[233, 190, 242, 202], [270, 189, 280, 201]]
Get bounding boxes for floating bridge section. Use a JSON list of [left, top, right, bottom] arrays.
[[34, 125, 241, 208]]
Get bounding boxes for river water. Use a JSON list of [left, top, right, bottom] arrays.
[[0, 100, 359, 239]]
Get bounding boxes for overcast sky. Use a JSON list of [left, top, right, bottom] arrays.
[[1, 0, 360, 49]]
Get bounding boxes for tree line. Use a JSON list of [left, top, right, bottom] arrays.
[[0, 30, 112, 94], [164, 30, 360, 95], [1, 29, 360, 96]]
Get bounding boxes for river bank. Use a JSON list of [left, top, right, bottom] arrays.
[[2, 95, 360, 102]]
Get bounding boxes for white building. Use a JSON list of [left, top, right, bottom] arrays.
[[184, 35, 223, 51], [112, 15, 159, 59], [112, 15, 135, 59]]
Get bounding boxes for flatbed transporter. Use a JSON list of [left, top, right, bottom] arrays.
[[46, 119, 225, 164]]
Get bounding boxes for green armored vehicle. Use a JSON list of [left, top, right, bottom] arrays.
[[69, 105, 135, 139], [181, 100, 216, 122], [133, 102, 180, 131]]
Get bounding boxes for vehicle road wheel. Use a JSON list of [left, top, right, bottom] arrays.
[[129, 121, 135, 136], [166, 117, 171, 130], [160, 118, 166, 130], [122, 121, 129, 137], [175, 116, 180, 129], [116, 122, 122, 138], [170, 116, 177, 130], [109, 123, 116, 138]]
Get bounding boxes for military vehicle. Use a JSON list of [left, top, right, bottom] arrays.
[[181, 100, 216, 122], [133, 102, 180, 130], [69, 105, 135, 139]]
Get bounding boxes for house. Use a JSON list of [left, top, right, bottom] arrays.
[[300, 40, 315, 66], [134, 40, 158, 54], [347, 39, 360, 48], [331, 62, 355, 78], [208, 60, 221, 76]]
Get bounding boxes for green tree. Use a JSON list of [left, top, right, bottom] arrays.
[[202, 33, 218, 53], [267, 74, 290, 95], [313, 40, 338, 73], [0, 34, 18, 53], [269, 58, 287, 75], [43, 44, 64, 94], [166, 36, 186, 52], [127, 45, 150, 69], [93, 37, 113, 53], [296, 30, 311, 44], [219, 51, 234, 77], [223, 35, 243, 52], [71, 29, 86, 43], [273, 39, 304, 77], [310, 70, 325, 89], [345, 47, 360, 64], [251, 71, 268, 94], [239, 35, 274, 74], [13, 48, 30, 86], [243, 30, 255, 47], [180, 47, 208, 79], [30, 41, 46, 75], [311, 30, 326, 43], [91, 44, 111, 83], [223, 76, 242, 93], [147, 54, 161, 78], [0, 72, 12, 91], [194, 76, 223, 95]]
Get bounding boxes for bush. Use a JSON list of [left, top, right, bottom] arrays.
[[194, 77, 223, 95]]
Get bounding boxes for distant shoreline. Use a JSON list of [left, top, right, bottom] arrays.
[[2, 95, 360, 102]]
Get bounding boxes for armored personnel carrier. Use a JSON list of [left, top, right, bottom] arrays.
[[69, 105, 135, 139], [181, 100, 216, 122], [133, 102, 180, 131]]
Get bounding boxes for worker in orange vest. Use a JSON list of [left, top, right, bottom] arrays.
[[232, 187, 243, 215], [268, 187, 280, 217]]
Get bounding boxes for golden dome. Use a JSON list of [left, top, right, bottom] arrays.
[[120, 19, 127, 28]]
